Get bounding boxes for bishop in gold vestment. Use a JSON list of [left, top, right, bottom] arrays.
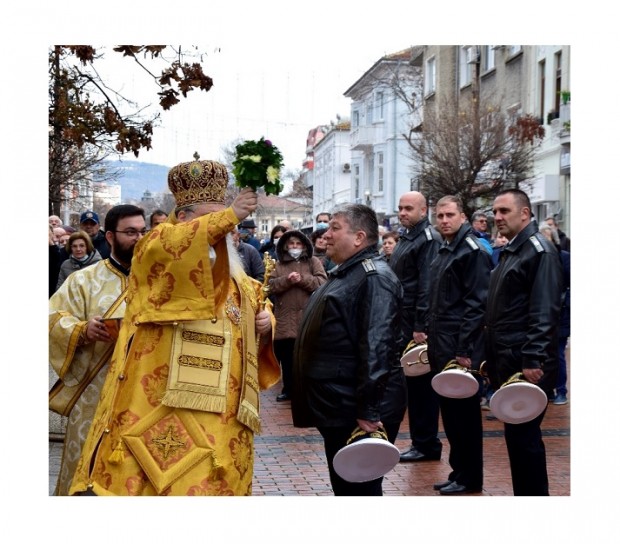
[[70, 159, 280, 496]]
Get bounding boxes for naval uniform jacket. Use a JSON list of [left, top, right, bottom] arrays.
[[291, 246, 407, 429], [427, 224, 492, 373], [484, 222, 563, 394], [388, 218, 441, 351]]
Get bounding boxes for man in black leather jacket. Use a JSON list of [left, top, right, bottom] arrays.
[[427, 196, 492, 495], [389, 191, 443, 462], [292, 204, 407, 496], [486, 189, 562, 496]]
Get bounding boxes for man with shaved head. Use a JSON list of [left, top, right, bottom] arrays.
[[389, 191, 443, 463]]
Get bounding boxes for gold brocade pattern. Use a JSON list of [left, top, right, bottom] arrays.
[[160, 221, 199, 260], [189, 260, 212, 300], [178, 355, 223, 370], [140, 365, 168, 407], [182, 329, 226, 345], [146, 263, 175, 309], [147, 417, 190, 467]]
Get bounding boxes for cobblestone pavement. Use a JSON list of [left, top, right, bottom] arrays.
[[49, 379, 570, 497]]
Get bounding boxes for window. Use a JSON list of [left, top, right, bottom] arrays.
[[377, 152, 384, 192], [539, 59, 546, 120], [366, 101, 373, 124], [375, 91, 385, 120], [352, 110, 359, 128], [482, 46, 495, 72], [368, 155, 374, 191], [425, 56, 436, 95], [507, 45, 522, 56], [459, 46, 473, 87], [554, 51, 562, 112], [354, 165, 360, 199]]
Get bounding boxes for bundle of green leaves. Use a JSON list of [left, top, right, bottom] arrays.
[[232, 137, 284, 195]]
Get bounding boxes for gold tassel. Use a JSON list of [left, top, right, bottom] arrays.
[[108, 440, 125, 465], [210, 452, 225, 480]]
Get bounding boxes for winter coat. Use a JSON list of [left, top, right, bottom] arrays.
[[268, 230, 327, 340], [313, 248, 336, 272], [484, 222, 563, 394], [427, 224, 492, 373], [56, 250, 103, 289], [388, 217, 441, 351], [236, 240, 265, 281], [91, 230, 110, 259], [559, 249, 570, 338], [292, 245, 407, 429]]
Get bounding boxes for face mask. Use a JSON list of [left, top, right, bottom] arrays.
[[274, 238, 280, 245], [288, 248, 303, 259], [316, 222, 329, 230]]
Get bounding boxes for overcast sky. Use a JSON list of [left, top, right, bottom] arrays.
[[97, 39, 412, 173]]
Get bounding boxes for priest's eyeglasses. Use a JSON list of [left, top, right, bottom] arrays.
[[115, 228, 148, 238]]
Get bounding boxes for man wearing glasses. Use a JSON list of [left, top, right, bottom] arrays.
[[470, 211, 493, 255], [49, 204, 146, 495]]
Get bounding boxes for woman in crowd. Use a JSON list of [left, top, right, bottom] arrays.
[[260, 224, 288, 261], [268, 230, 327, 402], [56, 230, 102, 289], [310, 227, 335, 272]]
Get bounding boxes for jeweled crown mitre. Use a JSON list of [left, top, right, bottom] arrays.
[[167, 155, 228, 207]]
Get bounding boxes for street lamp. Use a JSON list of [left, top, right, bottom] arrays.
[[364, 190, 371, 207]]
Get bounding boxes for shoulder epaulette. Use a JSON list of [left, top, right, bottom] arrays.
[[362, 258, 377, 274], [529, 236, 544, 253], [465, 236, 480, 251], [424, 227, 433, 241]]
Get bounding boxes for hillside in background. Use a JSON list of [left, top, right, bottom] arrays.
[[100, 159, 171, 201]]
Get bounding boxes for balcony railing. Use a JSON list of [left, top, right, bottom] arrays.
[[350, 125, 376, 151]]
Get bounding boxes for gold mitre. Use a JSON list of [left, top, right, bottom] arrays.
[[167, 153, 228, 207]]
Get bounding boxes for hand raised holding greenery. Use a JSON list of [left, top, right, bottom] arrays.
[[232, 137, 284, 195]]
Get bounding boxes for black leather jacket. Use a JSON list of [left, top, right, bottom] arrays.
[[388, 218, 441, 351], [427, 224, 492, 373], [484, 222, 563, 393], [292, 246, 407, 428]]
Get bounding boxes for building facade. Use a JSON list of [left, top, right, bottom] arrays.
[[344, 47, 423, 228]]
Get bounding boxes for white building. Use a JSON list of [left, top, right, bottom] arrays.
[[344, 47, 423, 228], [526, 45, 570, 231], [311, 123, 352, 218]]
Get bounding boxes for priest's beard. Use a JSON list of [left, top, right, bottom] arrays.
[[225, 233, 246, 280]]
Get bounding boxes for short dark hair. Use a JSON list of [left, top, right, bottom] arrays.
[[331, 204, 378, 246], [150, 209, 168, 227], [496, 188, 532, 213], [316, 212, 331, 222], [270, 225, 288, 242], [310, 227, 328, 244], [104, 204, 145, 233]]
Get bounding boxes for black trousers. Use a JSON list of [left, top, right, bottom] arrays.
[[504, 407, 549, 495], [404, 373, 442, 456], [318, 422, 400, 496], [274, 338, 295, 396], [439, 394, 483, 489]]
